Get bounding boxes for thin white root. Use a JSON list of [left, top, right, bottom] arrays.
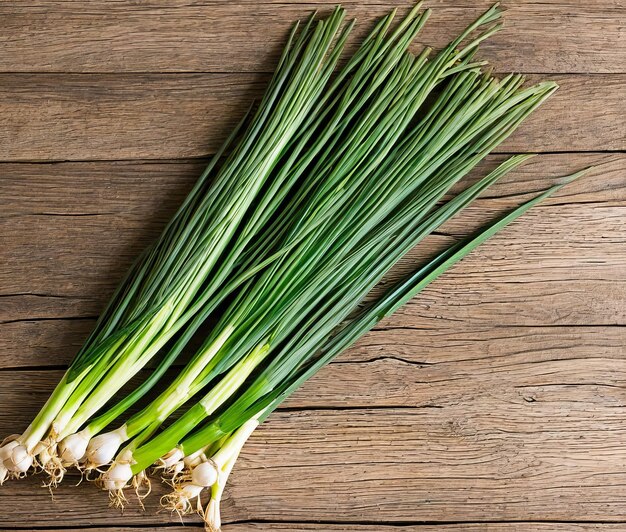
[[159, 454, 215, 518], [160, 481, 205, 516], [170, 460, 185, 480], [153, 448, 186, 481], [108, 488, 128, 510], [98, 459, 134, 512], [132, 471, 152, 509], [40, 445, 67, 488], [160, 441, 235, 530], [155, 460, 185, 482], [29, 432, 77, 487]]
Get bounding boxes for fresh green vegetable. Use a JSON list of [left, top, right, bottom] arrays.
[[2, 6, 355, 483], [0, 4, 589, 531], [164, 163, 587, 530]]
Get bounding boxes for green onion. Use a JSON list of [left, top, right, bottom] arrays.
[[2, 6, 355, 483], [93, 3, 508, 483], [0, 4, 589, 529], [165, 165, 587, 531]]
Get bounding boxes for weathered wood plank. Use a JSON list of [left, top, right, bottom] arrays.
[[231, 407, 626, 523], [0, 1, 623, 74], [290, 331, 626, 408], [0, 73, 263, 162], [23, 524, 626, 531], [1, 154, 623, 367], [2, 321, 624, 416], [0, 74, 623, 161], [0, 402, 624, 526], [222, 526, 626, 532], [0, 1, 623, 529], [1, 311, 623, 523]]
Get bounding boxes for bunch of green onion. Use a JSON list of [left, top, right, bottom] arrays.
[[0, 3, 588, 530]]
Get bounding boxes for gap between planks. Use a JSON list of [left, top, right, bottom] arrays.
[[5, 520, 626, 531]]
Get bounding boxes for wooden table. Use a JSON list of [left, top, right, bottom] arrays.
[[1, 1, 625, 530]]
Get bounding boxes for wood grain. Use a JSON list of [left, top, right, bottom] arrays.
[[3, 322, 624, 416], [6, 525, 626, 532], [0, 0, 625, 529], [45, 526, 626, 532], [223, 526, 626, 532], [1, 154, 623, 368], [0, 73, 623, 161], [0, 403, 624, 526], [0, 1, 623, 74]]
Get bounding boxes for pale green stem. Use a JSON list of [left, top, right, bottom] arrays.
[[57, 301, 176, 440], [124, 324, 235, 438], [21, 368, 89, 451], [129, 343, 269, 474], [205, 416, 262, 531]]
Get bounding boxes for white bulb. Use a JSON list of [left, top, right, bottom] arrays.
[[183, 449, 204, 468], [0, 463, 7, 484], [102, 461, 133, 491], [38, 446, 53, 467], [5, 444, 32, 473], [191, 461, 218, 487], [0, 440, 19, 461], [86, 431, 123, 467], [32, 441, 47, 456], [59, 431, 90, 464]]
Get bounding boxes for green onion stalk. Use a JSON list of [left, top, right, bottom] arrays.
[[3, 2, 436, 482], [89, 3, 507, 492], [90, 5, 586, 514], [155, 165, 586, 531], [50, 3, 436, 476], [1, 7, 355, 482], [41, 1, 463, 477]]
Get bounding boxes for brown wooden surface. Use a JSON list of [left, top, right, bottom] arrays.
[[0, 1, 625, 531], [0, 1, 623, 74], [0, 73, 623, 161], [6, 526, 625, 532]]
